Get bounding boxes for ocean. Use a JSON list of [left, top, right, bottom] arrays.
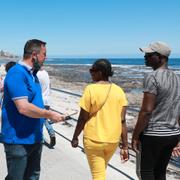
[[45, 57, 180, 67], [1, 57, 180, 69]]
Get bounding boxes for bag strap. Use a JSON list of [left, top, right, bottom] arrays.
[[89, 83, 112, 118]]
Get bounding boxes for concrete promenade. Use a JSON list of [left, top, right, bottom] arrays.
[[0, 123, 138, 180]]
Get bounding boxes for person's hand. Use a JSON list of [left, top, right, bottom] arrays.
[[172, 142, 180, 157], [49, 110, 65, 123], [120, 148, 129, 163], [132, 138, 140, 153], [71, 138, 79, 148]]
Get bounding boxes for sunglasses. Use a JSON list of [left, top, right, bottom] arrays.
[[144, 52, 161, 58], [89, 68, 99, 73]]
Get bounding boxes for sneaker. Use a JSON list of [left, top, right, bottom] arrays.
[[50, 136, 56, 147]]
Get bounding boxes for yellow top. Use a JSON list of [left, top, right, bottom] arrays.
[[79, 83, 128, 143]]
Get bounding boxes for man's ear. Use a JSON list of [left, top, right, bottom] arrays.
[[31, 51, 37, 59], [158, 58, 162, 64], [157, 55, 163, 64], [159, 55, 167, 64]]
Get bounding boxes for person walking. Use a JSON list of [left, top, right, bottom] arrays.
[[132, 41, 180, 180], [1, 39, 65, 180], [71, 59, 129, 180], [37, 67, 56, 147]]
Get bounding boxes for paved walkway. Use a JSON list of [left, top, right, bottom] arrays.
[[0, 123, 138, 180]]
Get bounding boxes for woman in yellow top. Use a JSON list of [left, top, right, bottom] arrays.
[[71, 59, 129, 180]]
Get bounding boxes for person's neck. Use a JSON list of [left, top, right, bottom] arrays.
[[22, 58, 33, 67], [96, 80, 110, 84], [153, 63, 168, 71]]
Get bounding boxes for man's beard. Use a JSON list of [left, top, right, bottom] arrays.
[[32, 57, 42, 75]]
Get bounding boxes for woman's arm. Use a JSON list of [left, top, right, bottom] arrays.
[[120, 106, 128, 149], [120, 106, 129, 162], [71, 108, 89, 148]]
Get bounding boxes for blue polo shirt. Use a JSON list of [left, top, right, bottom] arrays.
[[1, 63, 44, 144]]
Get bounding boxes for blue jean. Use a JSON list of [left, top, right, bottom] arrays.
[[44, 105, 55, 137], [44, 119, 55, 137], [4, 143, 43, 180]]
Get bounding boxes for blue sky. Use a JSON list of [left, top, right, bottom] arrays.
[[0, 0, 180, 57]]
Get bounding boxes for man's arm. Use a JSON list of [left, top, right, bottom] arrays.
[[14, 99, 65, 122], [71, 108, 89, 148], [132, 92, 156, 152]]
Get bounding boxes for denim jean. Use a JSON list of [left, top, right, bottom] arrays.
[[44, 119, 55, 137], [44, 105, 55, 137], [4, 143, 43, 180]]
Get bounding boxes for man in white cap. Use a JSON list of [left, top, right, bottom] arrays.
[[132, 41, 180, 180]]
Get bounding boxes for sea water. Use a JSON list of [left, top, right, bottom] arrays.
[[45, 57, 180, 67]]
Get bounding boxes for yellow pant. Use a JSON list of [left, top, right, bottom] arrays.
[[83, 138, 118, 180]]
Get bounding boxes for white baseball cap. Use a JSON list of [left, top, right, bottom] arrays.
[[140, 41, 171, 57]]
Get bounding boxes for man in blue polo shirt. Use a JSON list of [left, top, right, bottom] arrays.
[[1, 39, 65, 180]]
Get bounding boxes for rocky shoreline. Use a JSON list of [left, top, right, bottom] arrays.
[[45, 64, 143, 107], [44, 64, 143, 132]]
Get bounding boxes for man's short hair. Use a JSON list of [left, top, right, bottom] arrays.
[[23, 39, 46, 59]]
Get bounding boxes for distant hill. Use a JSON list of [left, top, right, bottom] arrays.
[[0, 49, 20, 59]]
